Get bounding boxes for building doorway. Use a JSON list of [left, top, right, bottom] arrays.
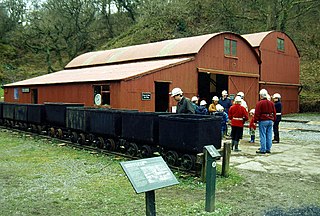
[[31, 89, 38, 104], [198, 72, 228, 103], [155, 82, 169, 112]]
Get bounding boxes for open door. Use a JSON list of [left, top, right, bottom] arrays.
[[31, 89, 38, 104], [155, 82, 169, 112], [198, 72, 228, 102]]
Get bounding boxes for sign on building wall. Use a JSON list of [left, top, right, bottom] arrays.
[[141, 92, 151, 101]]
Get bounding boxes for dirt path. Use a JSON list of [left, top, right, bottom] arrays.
[[217, 123, 320, 215]]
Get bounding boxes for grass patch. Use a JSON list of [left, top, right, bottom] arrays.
[[0, 130, 242, 216]]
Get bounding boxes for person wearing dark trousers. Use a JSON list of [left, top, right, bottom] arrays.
[[219, 90, 232, 136], [228, 96, 249, 151], [254, 89, 276, 154], [272, 93, 282, 143], [170, 87, 195, 114]]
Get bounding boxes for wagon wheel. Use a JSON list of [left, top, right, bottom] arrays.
[[180, 154, 196, 171], [126, 143, 139, 157], [37, 125, 43, 134], [48, 127, 55, 137], [140, 145, 153, 158], [88, 134, 95, 146], [95, 137, 105, 149], [105, 138, 116, 151], [77, 133, 86, 145], [31, 124, 37, 133], [55, 128, 63, 139], [70, 131, 78, 143], [164, 151, 179, 166]]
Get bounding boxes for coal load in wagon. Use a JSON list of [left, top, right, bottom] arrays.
[[2, 103, 15, 120], [121, 112, 171, 144], [66, 107, 88, 132], [27, 104, 46, 124], [15, 104, 28, 122], [44, 103, 84, 127], [159, 114, 222, 154]]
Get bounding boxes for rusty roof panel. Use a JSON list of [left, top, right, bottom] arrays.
[[5, 58, 192, 87], [65, 33, 220, 68]]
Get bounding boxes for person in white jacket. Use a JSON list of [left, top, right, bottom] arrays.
[[237, 91, 248, 111]]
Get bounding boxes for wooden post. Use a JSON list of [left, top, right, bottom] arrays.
[[221, 142, 231, 177]]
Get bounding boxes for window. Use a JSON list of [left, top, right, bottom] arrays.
[[94, 85, 110, 106], [277, 38, 284, 51], [224, 38, 237, 56], [14, 88, 19, 100]]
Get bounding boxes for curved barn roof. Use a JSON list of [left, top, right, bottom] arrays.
[[242, 31, 300, 56], [66, 31, 261, 68], [65, 33, 220, 68]]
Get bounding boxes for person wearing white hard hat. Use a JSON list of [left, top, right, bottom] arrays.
[[237, 91, 248, 111], [196, 100, 209, 115], [219, 90, 232, 114], [248, 109, 256, 143], [208, 96, 219, 114], [215, 104, 229, 138], [272, 93, 282, 143], [191, 96, 199, 112], [219, 90, 232, 136], [228, 96, 249, 151], [170, 87, 195, 114], [254, 89, 276, 154]]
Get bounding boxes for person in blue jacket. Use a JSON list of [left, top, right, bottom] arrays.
[[272, 93, 282, 143], [215, 104, 229, 138], [196, 100, 209, 115], [219, 90, 232, 136]]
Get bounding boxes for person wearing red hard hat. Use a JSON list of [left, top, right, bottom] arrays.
[[170, 87, 195, 114]]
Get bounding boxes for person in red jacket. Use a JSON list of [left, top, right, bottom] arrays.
[[254, 89, 276, 154], [228, 96, 249, 151]]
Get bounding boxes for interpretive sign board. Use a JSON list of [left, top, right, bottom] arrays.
[[204, 145, 221, 159], [120, 157, 179, 194]]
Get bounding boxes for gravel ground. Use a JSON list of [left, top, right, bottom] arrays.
[[220, 113, 320, 215]]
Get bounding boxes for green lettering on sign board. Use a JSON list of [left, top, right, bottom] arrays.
[[120, 157, 179, 194]]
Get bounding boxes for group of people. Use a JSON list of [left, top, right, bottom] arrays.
[[169, 87, 282, 154]]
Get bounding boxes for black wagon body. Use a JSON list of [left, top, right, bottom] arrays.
[[159, 114, 222, 154], [27, 104, 46, 124], [66, 107, 88, 132], [15, 104, 28, 122], [44, 103, 84, 127], [121, 112, 170, 144], [0, 102, 3, 120], [86, 108, 123, 137], [2, 103, 15, 120]]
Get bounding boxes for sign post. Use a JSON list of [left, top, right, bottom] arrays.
[[120, 157, 179, 216], [204, 145, 221, 212]]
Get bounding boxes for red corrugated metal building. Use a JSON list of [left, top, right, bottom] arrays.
[[4, 32, 275, 112], [242, 31, 301, 114]]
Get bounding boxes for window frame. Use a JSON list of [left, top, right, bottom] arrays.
[[224, 38, 237, 57], [277, 38, 285, 52], [93, 84, 111, 106]]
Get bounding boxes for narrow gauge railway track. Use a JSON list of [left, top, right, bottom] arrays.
[[0, 126, 199, 177]]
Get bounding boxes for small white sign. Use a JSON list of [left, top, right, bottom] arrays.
[[94, 94, 102, 105]]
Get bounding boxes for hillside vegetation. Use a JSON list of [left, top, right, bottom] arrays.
[[0, 0, 319, 111]]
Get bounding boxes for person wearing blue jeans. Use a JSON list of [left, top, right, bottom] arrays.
[[254, 89, 276, 154], [258, 120, 273, 152]]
